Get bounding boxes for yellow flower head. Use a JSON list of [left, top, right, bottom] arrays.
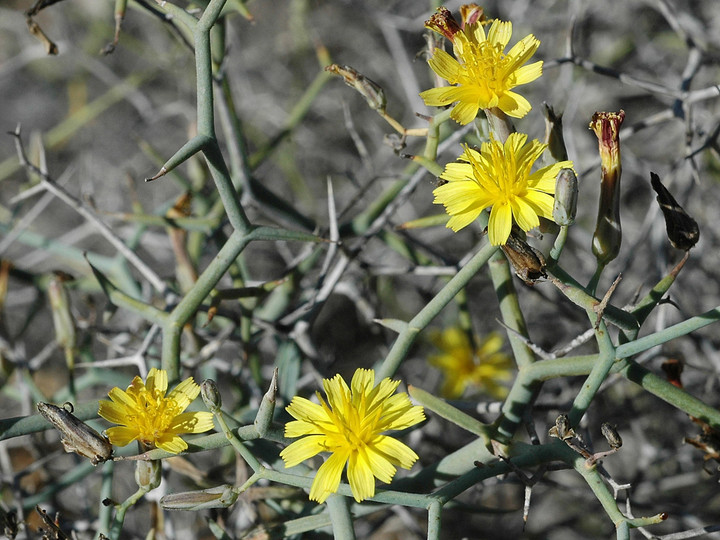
[[429, 328, 513, 399], [280, 368, 425, 503], [420, 7, 543, 124], [98, 368, 214, 454], [434, 132, 573, 245]]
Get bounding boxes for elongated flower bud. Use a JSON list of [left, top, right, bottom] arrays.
[[48, 272, 76, 351], [325, 64, 386, 112], [544, 104, 568, 161], [161, 485, 238, 511], [590, 111, 625, 266]]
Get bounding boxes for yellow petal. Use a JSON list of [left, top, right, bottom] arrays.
[[286, 396, 327, 424], [146, 368, 168, 395], [506, 34, 541, 69], [513, 61, 543, 85], [105, 426, 139, 447], [167, 411, 214, 435], [156, 435, 188, 454], [487, 20, 512, 49], [488, 202, 513, 245], [372, 435, 419, 470], [450, 100, 481, 125], [310, 450, 348, 503], [510, 196, 541, 231], [497, 90, 532, 118], [427, 49, 462, 82], [98, 399, 129, 424], [347, 450, 376, 502], [280, 434, 326, 467]]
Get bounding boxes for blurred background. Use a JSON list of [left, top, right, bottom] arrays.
[[1, 0, 720, 538]]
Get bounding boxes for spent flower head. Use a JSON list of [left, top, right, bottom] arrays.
[[420, 6, 543, 124], [429, 328, 513, 399], [98, 368, 214, 454], [280, 368, 425, 503], [434, 132, 573, 245]]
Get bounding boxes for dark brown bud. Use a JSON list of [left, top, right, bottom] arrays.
[[650, 173, 699, 251], [500, 231, 546, 285]]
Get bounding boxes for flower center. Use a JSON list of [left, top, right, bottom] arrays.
[[127, 388, 181, 443], [460, 38, 512, 93]]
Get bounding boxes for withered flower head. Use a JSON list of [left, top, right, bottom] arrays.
[[650, 172, 699, 251], [590, 110, 625, 266]]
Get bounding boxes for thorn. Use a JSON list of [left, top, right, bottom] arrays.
[[145, 167, 168, 182]]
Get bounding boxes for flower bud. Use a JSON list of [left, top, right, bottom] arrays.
[[160, 484, 238, 511], [500, 231, 546, 285], [424, 7, 462, 41], [553, 168, 578, 226], [590, 110, 625, 266], [37, 402, 112, 465], [325, 64, 386, 112], [543, 104, 568, 161], [601, 423, 622, 449], [459, 4, 486, 28], [135, 459, 161, 492], [650, 172, 699, 251], [548, 414, 575, 441], [200, 379, 222, 413]]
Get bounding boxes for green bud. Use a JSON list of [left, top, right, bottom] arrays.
[[200, 379, 222, 412], [553, 168, 578, 226], [135, 459, 161, 492]]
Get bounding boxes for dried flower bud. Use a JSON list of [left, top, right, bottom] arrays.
[[459, 4, 486, 28], [650, 172, 699, 251], [553, 168, 578, 226], [500, 231, 546, 285], [425, 7, 462, 41], [200, 379, 222, 412], [160, 484, 238, 511], [601, 423, 622, 449], [548, 414, 575, 441], [543, 104, 568, 161], [325, 64, 386, 112], [37, 402, 113, 465], [590, 110, 625, 266], [135, 459, 161, 491], [48, 272, 76, 351]]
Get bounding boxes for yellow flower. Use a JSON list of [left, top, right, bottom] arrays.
[[429, 328, 513, 399], [420, 8, 543, 124], [434, 132, 573, 245], [280, 368, 425, 503], [98, 368, 214, 454]]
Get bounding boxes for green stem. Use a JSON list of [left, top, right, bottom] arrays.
[[377, 241, 499, 379], [108, 487, 148, 540], [427, 501, 442, 540], [327, 494, 356, 540]]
